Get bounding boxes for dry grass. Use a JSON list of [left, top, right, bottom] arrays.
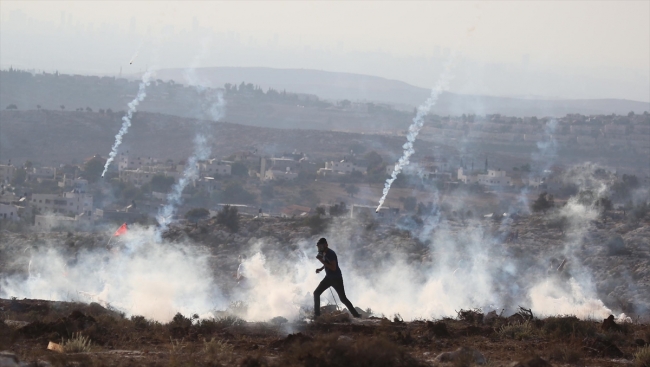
[[498, 320, 535, 340], [635, 345, 650, 367], [62, 332, 92, 353], [204, 337, 235, 361], [542, 315, 597, 339], [280, 334, 429, 367], [548, 344, 583, 365]]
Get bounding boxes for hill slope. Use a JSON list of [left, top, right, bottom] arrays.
[[151, 67, 650, 116]]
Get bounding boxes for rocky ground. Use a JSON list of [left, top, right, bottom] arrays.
[[1, 210, 649, 316], [1, 298, 649, 366], [1, 209, 649, 366]]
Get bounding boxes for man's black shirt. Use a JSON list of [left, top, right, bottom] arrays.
[[323, 248, 343, 278]]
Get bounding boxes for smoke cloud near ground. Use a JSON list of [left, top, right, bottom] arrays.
[[232, 164, 629, 323], [0, 226, 224, 322], [0, 163, 636, 323], [101, 69, 155, 177]]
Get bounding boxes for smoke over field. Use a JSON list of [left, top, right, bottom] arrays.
[[1, 165, 646, 323]]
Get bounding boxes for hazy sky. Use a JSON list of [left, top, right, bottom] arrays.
[[1, 1, 649, 101]]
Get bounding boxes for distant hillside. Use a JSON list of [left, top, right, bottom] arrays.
[[2, 110, 646, 174], [0, 110, 426, 166], [150, 67, 650, 117]]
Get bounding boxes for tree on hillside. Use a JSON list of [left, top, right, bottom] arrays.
[[82, 156, 106, 183], [345, 184, 359, 197], [6, 104, 17, 110], [329, 202, 347, 217], [185, 208, 210, 223], [532, 192, 554, 213], [60, 105, 65, 111], [11, 168, 26, 185], [216, 205, 239, 232]]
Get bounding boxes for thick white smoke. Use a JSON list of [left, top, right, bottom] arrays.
[[377, 55, 456, 211], [2, 164, 630, 323], [101, 69, 155, 177], [1, 226, 224, 322]]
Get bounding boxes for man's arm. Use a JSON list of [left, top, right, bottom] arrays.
[[316, 253, 337, 272], [321, 259, 337, 272]]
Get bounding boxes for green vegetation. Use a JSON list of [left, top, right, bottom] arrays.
[[216, 205, 239, 232], [62, 332, 92, 353], [185, 208, 210, 223], [531, 192, 554, 213]]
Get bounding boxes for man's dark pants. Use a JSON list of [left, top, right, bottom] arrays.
[[314, 276, 360, 317]]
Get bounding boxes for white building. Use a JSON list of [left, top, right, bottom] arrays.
[[0, 164, 16, 183], [194, 177, 220, 193], [457, 168, 478, 184], [198, 159, 231, 176], [31, 192, 93, 217], [119, 169, 157, 186], [58, 176, 89, 192], [320, 160, 367, 175], [119, 166, 181, 187], [27, 167, 56, 181], [0, 203, 20, 221], [477, 169, 513, 186], [260, 157, 300, 181], [118, 154, 157, 172]]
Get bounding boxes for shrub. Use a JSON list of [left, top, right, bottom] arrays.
[[63, 332, 92, 353], [216, 205, 240, 232], [532, 192, 554, 213], [185, 207, 210, 223], [498, 321, 535, 340], [130, 315, 150, 331], [542, 316, 596, 339], [204, 337, 234, 361], [548, 345, 583, 364]]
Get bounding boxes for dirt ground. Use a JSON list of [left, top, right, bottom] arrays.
[[1, 298, 649, 367]]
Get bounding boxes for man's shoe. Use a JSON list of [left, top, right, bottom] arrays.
[[353, 314, 362, 319]]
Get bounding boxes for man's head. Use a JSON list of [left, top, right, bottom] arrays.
[[316, 237, 328, 252]]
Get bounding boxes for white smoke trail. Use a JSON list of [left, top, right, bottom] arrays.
[[156, 133, 211, 236], [101, 69, 154, 177], [376, 56, 456, 211], [156, 42, 225, 236]]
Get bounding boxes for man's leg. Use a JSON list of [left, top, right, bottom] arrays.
[[313, 277, 332, 317], [331, 277, 360, 317]]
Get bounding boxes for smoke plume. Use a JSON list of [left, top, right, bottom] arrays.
[[1, 226, 224, 322], [377, 55, 455, 211], [101, 69, 154, 177], [156, 42, 225, 235], [156, 134, 211, 235]]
